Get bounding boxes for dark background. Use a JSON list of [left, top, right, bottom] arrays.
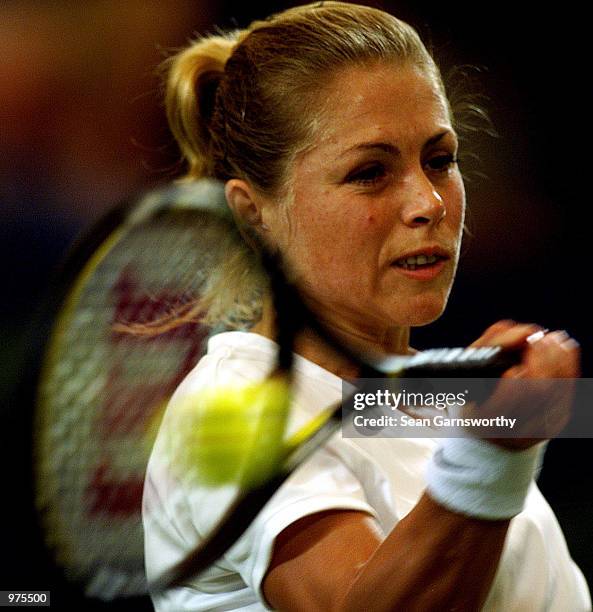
[[2, 1, 591, 609]]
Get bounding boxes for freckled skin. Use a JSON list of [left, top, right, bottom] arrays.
[[260, 62, 466, 354]]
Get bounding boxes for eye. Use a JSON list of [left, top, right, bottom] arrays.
[[346, 162, 388, 186], [425, 153, 459, 173]]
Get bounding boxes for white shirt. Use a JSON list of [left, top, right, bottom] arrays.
[[143, 331, 591, 611]]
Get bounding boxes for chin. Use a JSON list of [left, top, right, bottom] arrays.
[[397, 296, 448, 327], [409, 311, 444, 327]]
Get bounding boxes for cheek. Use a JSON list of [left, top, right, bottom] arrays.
[[287, 200, 383, 283], [448, 178, 466, 226], [311, 209, 380, 263]]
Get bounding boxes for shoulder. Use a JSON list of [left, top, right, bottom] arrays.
[[176, 330, 278, 394], [484, 483, 591, 610]]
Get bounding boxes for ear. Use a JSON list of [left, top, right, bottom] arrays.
[[225, 179, 268, 230]]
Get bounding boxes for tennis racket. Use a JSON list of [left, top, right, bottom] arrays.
[[28, 179, 520, 600]]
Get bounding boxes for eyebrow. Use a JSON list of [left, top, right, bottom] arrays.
[[336, 130, 453, 159]]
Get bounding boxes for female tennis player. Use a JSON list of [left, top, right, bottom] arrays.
[[143, 3, 590, 610]]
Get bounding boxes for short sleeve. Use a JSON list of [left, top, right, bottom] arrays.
[[145, 332, 382, 610], [185, 435, 379, 609]]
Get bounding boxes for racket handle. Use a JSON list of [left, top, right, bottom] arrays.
[[151, 346, 522, 591], [373, 346, 523, 378]]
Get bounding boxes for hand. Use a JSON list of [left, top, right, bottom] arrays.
[[466, 320, 580, 450]]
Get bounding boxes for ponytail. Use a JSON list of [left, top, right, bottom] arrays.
[[164, 34, 238, 179]]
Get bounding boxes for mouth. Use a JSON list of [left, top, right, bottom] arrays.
[[392, 247, 450, 270], [390, 248, 451, 280], [393, 253, 447, 271]]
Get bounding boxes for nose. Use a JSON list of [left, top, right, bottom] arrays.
[[399, 172, 446, 228]]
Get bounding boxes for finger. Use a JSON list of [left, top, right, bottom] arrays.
[[470, 322, 543, 349], [557, 335, 581, 378], [501, 364, 527, 379], [472, 319, 516, 344], [524, 331, 581, 379]]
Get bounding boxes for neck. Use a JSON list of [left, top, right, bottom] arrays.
[[250, 296, 412, 378]]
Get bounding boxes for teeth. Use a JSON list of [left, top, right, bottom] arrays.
[[397, 254, 439, 267]]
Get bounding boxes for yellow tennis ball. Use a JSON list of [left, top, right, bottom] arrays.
[[175, 378, 290, 489]]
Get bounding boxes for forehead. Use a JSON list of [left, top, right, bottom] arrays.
[[301, 62, 452, 160]]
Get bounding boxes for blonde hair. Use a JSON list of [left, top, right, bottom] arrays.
[[161, 2, 451, 331]]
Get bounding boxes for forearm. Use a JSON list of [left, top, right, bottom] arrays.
[[265, 440, 542, 612], [336, 493, 509, 612], [336, 439, 544, 612]]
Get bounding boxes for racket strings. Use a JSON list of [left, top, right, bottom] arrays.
[[36, 209, 235, 596]]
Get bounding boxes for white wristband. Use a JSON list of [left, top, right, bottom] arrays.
[[426, 438, 545, 520]]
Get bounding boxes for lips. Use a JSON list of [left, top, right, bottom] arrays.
[[392, 246, 451, 271]]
